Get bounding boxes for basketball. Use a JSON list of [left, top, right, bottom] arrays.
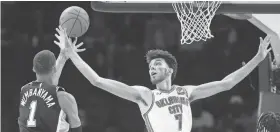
[[59, 6, 90, 38]]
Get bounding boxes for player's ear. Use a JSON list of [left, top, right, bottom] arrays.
[[168, 68, 173, 75], [32, 67, 36, 73]]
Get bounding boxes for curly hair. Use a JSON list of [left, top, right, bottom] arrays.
[[145, 49, 178, 81], [257, 112, 280, 132]]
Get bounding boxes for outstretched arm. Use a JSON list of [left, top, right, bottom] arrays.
[[68, 51, 150, 104], [54, 27, 150, 104], [52, 26, 85, 85], [52, 26, 69, 85], [185, 36, 272, 102]]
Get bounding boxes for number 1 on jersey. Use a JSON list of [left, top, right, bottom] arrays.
[[175, 114, 182, 131], [27, 100, 37, 127]]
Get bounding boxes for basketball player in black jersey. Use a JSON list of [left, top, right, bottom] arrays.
[[18, 26, 85, 132]]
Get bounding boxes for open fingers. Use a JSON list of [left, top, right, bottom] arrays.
[[260, 37, 264, 44], [263, 35, 272, 48], [54, 40, 60, 46], [55, 34, 60, 39], [59, 25, 64, 32], [72, 37, 78, 45], [75, 42, 84, 49], [264, 41, 271, 50], [265, 36, 271, 45], [260, 36, 271, 49], [264, 35, 271, 42], [56, 27, 64, 35], [76, 48, 86, 53], [267, 47, 272, 52]]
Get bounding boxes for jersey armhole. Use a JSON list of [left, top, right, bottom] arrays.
[[142, 92, 155, 132], [181, 85, 195, 102], [56, 86, 65, 92], [142, 92, 155, 116]]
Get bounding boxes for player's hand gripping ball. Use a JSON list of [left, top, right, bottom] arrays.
[[59, 6, 90, 38]]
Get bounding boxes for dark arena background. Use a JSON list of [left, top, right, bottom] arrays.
[[2, 1, 280, 132]]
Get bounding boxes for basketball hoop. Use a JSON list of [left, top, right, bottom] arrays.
[[172, 1, 222, 44]]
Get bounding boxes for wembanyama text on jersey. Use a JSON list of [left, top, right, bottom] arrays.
[[20, 85, 56, 108], [18, 81, 69, 132]]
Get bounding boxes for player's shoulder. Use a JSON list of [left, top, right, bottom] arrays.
[[175, 84, 196, 89], [132, 85, 151, 93], [132, 85, 153, 99], [42, 83, 66, 92], [131, 85, 153, 107], [173, 84, 196, 93], [20, 81, 34, 91], [20, 83, 29, 91], [174, 84, 196, 99], [57, 91, 76, 105], [57, 91, 77, 112]]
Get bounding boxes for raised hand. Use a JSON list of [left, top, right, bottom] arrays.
[[54, 26, 85, 56], [257, 35, 272, 61], [66, 37, 86, 53]]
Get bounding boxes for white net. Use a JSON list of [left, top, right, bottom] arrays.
[[172, 1, 222, 44]]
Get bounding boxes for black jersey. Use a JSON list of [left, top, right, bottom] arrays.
[[18, 81, 69, 132]]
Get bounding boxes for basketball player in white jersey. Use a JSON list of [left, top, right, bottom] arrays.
[[56, 34, 271, 132]]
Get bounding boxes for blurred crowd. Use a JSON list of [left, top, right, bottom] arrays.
[[2, 2, 267, 132]]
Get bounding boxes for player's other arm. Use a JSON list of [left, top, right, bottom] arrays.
[[185, 36, 272, 102], [68, 51, 150, 104], [53, 26, 85, 85], [52, 26, 69, 85], [57, 91, 82, 132], [53, 52, 68, 85]]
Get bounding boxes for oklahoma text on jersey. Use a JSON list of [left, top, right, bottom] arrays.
[[155, 95, 189, 114]]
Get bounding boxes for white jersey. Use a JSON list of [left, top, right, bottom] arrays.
[[140, 85, 192, 132]]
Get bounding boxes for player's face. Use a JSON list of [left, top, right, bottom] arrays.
[[149, 58, 170, 84]]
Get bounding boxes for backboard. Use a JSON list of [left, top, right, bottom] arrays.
[[91, 1, 280, 65], [91, 1, 280, 13]]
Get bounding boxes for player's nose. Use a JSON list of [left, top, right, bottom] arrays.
[[150, 66, 156, 70]]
